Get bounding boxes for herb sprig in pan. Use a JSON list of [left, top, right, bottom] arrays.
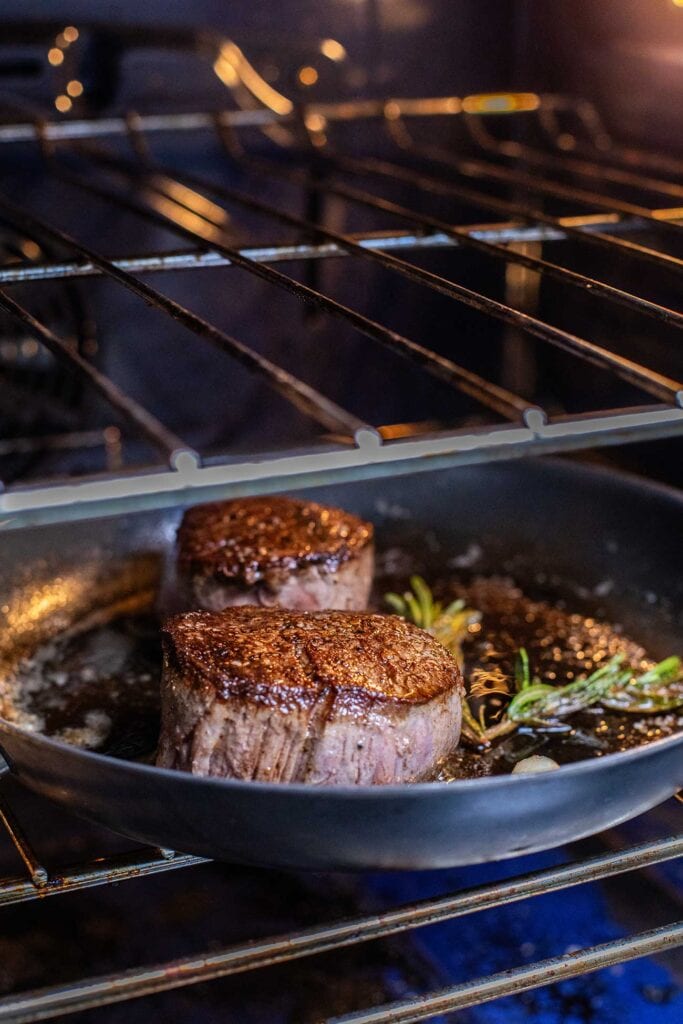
[[385, 576, 683, 748]]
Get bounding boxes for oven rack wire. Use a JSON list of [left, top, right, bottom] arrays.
[[0, 782, 680, 1024], [0, 95, 682, 529]]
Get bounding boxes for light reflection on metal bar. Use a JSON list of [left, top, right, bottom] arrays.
[[62, 152, 683, 409], [0, 836, 678, 1023], [329, 922, 683, 1024], [0, 214, 651, 286], [0, 233, 451, 284], [0, 96, 534, 145], [451, 154, 683, 240], [0, 110, 274, 143], [2, 406, 683, 532]]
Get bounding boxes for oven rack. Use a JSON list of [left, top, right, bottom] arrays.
[[0, 782, 680, 1024], [0, 95, 682, 529]]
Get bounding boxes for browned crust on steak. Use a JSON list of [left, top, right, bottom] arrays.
[[161, 607, 463, 713], [177, 496, 373, 585]]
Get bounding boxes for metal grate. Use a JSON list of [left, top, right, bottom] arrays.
[[0, 94, 681, 529], [0, 782, 680, 1023]]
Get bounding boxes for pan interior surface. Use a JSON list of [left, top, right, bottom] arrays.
[[0, 458, 681, 869]]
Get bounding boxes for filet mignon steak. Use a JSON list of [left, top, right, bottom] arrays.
[[156, 607, 464, 785], [177, 496, 374, 611]]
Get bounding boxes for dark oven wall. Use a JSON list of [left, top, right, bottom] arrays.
[[1, 1, 521, 101], [518, 0, 683, 154]]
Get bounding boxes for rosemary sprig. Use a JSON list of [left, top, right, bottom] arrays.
[[601, 655, 683, 713], [507, 650, 683, 726], [460, 699, 489, 746], [384, 576, 481, 667], [507, 652, 630, 724], [384, 576, 683, 748]]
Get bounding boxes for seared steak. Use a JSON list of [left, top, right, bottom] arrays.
[[178, 496, 374, 612], [156, 607, 463, 785]]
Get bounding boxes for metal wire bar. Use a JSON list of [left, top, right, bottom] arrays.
[[0, 286, 194, 465], [86, 147, 683, 407], [570, 138, 683, 182], [0, 834, 678, 1024], [536, 96, 683, 180], [49, 156, 539, 425], [0, 195, 371, 442], [0, 847, 206, 908], [0, 794, 47, 887], [0, 781, 207, 905], [0, 430, 115, 458], [94, 152, 543, 425], [0, 98, 514, 145], [0, 110, 275, 144], [0, 215, 656, 286], [328, 921, 683, 1024], [323, 177, 683, 330], [3, 405, 683, 531], [0, 98, 678, 186], [217, 145, 683, 331], [596, 826, 683, 910], [464, 116, 683, 202], [331, 147, 683, 278], [0, 233, 455, 284], [436, 149, 683, 241]]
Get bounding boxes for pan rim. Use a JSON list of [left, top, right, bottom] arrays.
[[1, 457, 681, 799]]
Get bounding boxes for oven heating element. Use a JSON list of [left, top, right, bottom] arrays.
[[0, 74, 681, 1022]]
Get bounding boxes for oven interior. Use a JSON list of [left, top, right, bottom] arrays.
[[0, 3, 681, 1022]]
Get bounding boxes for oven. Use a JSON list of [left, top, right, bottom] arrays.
[[0, 4, 681, 1022]]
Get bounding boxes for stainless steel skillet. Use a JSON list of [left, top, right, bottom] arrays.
[[0, 459, 681, 870]]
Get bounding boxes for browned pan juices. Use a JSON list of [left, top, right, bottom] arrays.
[[3, 568, 682, 778], [2, 614, 162, 761], [430, 576, 683, 778]]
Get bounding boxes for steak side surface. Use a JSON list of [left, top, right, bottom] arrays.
[[156, 607, 464, 785], [177, 496, 374, 612]]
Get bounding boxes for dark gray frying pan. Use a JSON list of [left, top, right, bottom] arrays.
[[0, 459, 681, 870]]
